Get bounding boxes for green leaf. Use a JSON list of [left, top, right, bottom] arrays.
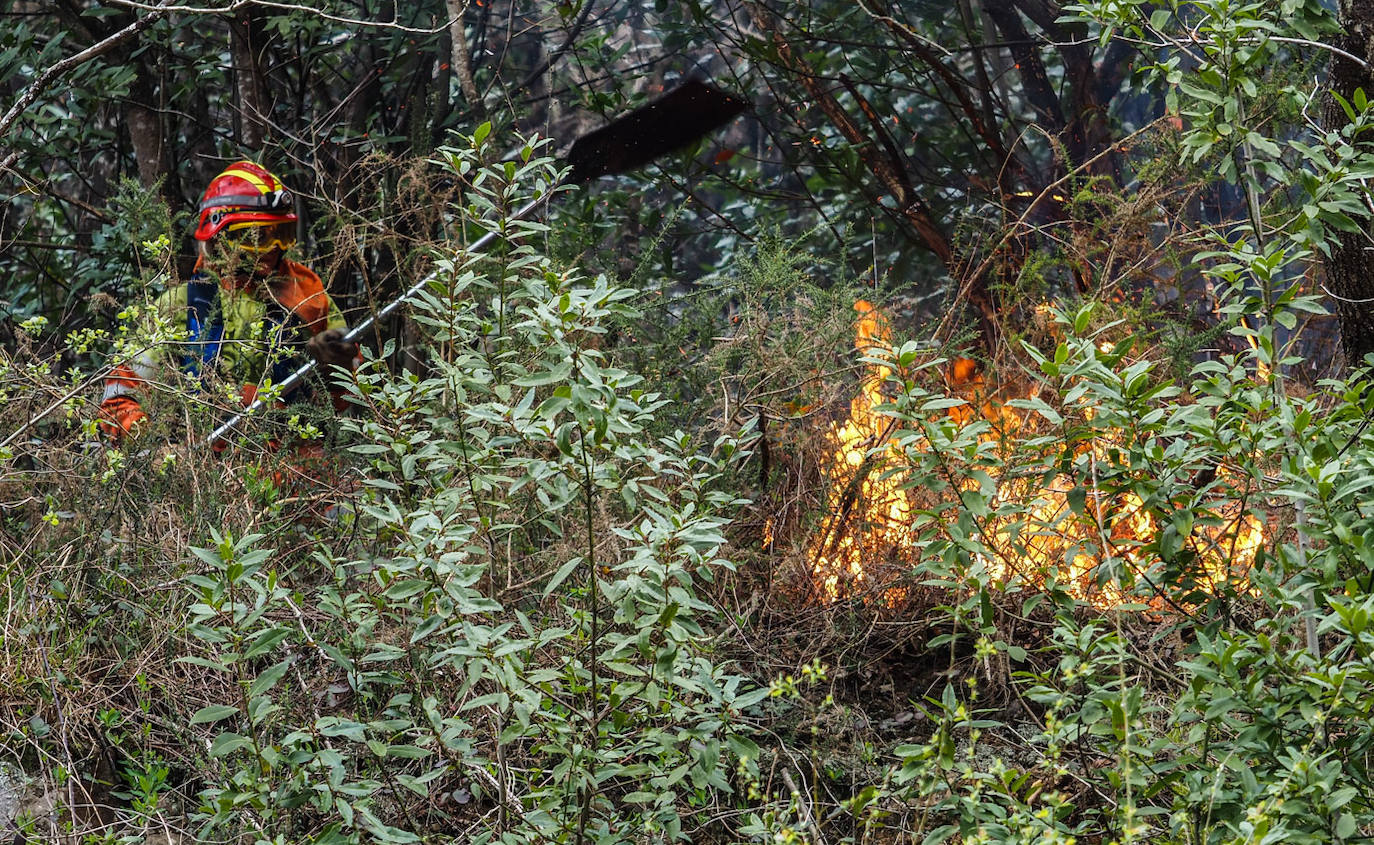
[[209, 732, 252, 757], [923, 825, 957, 845], [1073, 305, 1094, 334], [384, 579, 432, 600], [175, 655, 231, 672], [919, 397, 968, 412], [543, 556, 584, 599], [555, 422, 576, 456], [726, 734, 759, 763], [1336, 813, 1356, 839], [318, 718, 368, 740], [513, 360, 573, 387], [1067, 486, 1087, 516], [411, 613, 447, 644], [242, 626, 291, 659], [190, 704, 239, 725], [247, 660, 290, 699]]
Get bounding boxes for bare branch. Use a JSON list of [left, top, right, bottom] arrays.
[[0, 1, 174, 143], [99, 0, 455, 34]]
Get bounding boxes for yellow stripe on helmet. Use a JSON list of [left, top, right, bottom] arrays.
[[222, 166, 276, 194]]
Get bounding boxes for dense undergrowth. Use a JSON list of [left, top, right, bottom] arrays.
[[10, 4, 1374, 840], [3, 126, 1374, 845]]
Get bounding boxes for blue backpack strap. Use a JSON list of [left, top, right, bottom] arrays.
[[184, 274, 224, 378], [184, 274, 312, 403], [262, 295, 309, 402]]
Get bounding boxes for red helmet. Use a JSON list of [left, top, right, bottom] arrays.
[[194, 161, 298, 246]]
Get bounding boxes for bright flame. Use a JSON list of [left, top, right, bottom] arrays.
[[808, 301, 914, 603], [805, 302, 1265, 609]]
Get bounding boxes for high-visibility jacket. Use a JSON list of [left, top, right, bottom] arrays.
[[99, 258, 349, 437]]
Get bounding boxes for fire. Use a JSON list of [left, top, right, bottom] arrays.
[[808, 301, 914, 603], [977, 459, 1261, 607], [805, 302, 1265, 609]]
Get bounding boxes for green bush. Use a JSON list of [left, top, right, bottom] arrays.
[[12, 1, 1374, 841], [1, 128, 779, 845], [181, 133, 766, 844]]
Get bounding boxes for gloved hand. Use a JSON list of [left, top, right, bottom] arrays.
[[98, 396, 148, 442], [306, 328, 357, 369]]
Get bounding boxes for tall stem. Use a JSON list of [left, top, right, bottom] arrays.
[[1235, 88, 1319, 657], [573, 355, 600, 845]]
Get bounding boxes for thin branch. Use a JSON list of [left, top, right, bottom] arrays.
[[857, 0, 1011, 162], [0, 1, 174, 143], [1267, 35, 1369, 69], [2, 240, 90, 252], [505, 0, 598, 98], [935, 117, 1168, 344], [853, 0, 952, 57], [99, 0, 454, 34]]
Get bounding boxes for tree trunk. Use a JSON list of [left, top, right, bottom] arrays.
[[123, 66, 167, 190], [230, 5, 271, 151], [446, 0, 482, 109], [1325, 0, 1374, 366]]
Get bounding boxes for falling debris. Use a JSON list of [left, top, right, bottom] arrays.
[[566, 79, 750, 181]]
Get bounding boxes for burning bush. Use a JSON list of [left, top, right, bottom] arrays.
[[804, 300, 1268, 612]]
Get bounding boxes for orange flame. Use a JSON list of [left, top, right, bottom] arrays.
[[805, 302, 1264, 609], [808, 301, 913, 603]]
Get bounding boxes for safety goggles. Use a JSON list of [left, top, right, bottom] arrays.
[[221, 220, 297, 253]]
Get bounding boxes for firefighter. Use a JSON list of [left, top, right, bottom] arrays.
[[98, 161, 358, 442]]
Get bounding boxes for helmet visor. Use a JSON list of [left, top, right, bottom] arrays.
[[221, 220, 297, 253]]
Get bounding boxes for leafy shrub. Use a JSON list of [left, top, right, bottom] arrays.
[[182, 132, 767, 844], [2, 128, 780, 845]]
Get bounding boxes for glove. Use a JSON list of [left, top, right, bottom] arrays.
[[306, 329, 357, 369], [98, 395, 148, 442]]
